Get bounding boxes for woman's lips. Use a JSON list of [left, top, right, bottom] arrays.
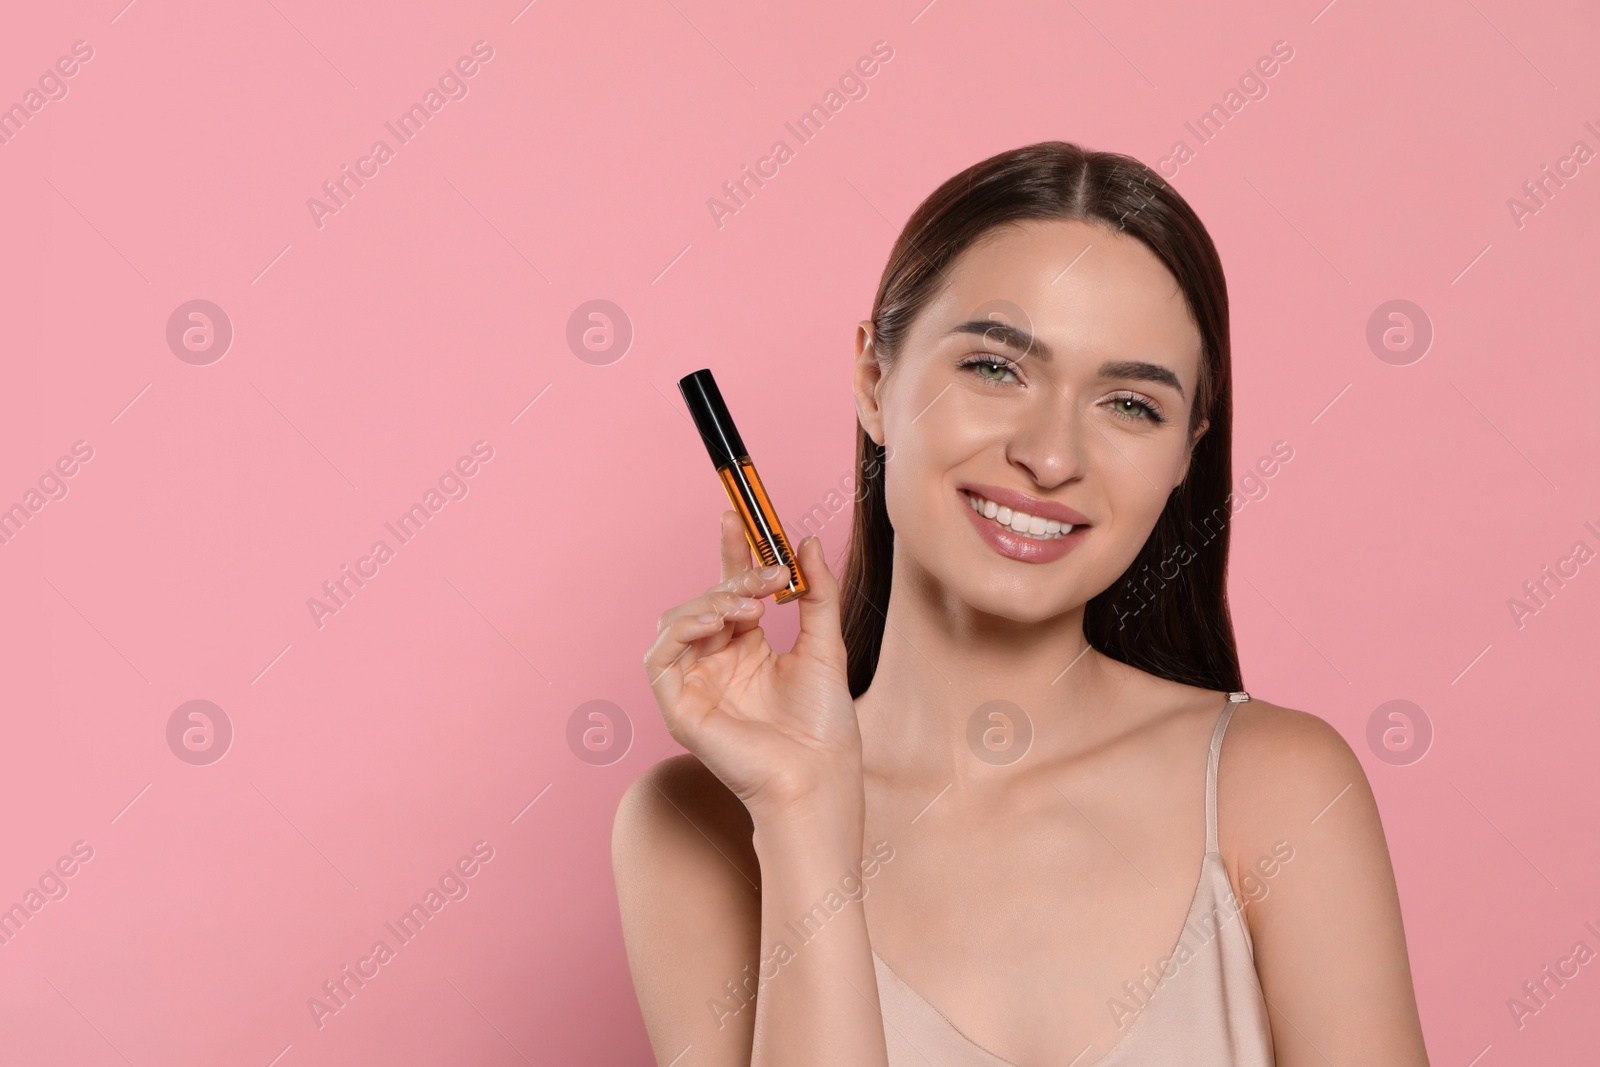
[[958, 482, 1089, 526], [960, 489, 1088, 563]]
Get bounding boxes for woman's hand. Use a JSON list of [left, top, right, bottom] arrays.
[[643, 511, 862, 819]]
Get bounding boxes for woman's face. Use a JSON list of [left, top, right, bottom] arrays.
[[853, 217, 1209, 622]]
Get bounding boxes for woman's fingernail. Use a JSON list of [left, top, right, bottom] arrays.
[[735, 596, 759, 609], [759, 565, 784, 579], [695, 611, 719, 623]]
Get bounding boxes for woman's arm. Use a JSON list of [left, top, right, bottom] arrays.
[[612, 753, 890, 1067], [1223, 702, 1432, 1065], [613, 754, 763, 1065], [618, 518, 890, 1066]]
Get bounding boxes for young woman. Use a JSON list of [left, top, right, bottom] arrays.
[[614, 141, 1430, 1066]]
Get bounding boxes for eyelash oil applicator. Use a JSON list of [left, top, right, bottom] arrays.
[[678, 368, 808, 603]]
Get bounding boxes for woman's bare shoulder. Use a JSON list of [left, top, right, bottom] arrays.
[[1216, 697, 1384, 862], [612, 754, 758, 886], [1223, 697, 1367, 786]]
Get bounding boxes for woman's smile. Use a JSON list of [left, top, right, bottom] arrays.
[[959, 486, 1090, 563]]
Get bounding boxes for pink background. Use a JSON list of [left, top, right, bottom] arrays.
[[2, 0, 1597, 1063]]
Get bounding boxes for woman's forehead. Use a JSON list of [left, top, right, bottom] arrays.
[[913, 223, 1203, 373]]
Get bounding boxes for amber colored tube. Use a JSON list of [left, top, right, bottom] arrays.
[[717, 459, 807, 603]]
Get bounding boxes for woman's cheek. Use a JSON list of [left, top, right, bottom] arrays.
[[880, 440, 934, 533]]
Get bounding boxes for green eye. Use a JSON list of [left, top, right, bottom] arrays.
[[1106, 392, 1166, 424], [961, 355, 1019, 384]]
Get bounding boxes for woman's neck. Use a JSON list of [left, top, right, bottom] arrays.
[[852, 554, 1134, 786]]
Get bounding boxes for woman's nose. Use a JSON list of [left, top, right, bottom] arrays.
[[1004, 392, 1086, 487]]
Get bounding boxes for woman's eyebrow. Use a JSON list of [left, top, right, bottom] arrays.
[[1097, 359, 1185, 398], [946, 320, 1186, 398]]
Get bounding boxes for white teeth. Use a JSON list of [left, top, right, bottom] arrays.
[[963, 491, 1075, 541]]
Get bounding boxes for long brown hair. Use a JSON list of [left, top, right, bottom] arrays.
[[839, 140, 1242, 698]]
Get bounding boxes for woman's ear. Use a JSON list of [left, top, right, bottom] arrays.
[[853, 321, 887, 447]]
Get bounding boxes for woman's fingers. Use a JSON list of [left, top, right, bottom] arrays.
[[694, 593, 764, 658], [644, 518, 812, 738], [791, 535, 848, 671], [719, 510, 753, 583], [647, 571, 788, 686], [643, 607, 737, 728], [655, 584, 770, 637], [718, 510, 774, 637], [654, 559, 792, 637]]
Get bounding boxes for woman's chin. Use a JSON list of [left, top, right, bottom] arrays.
[[941, 573, 1090, 627]]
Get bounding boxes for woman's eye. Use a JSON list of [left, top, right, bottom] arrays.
[[1106, 393, 1166, 423], [962, 357, 1018, 384]]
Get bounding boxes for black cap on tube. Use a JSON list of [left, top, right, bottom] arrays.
[[678, 368, 749, 470]]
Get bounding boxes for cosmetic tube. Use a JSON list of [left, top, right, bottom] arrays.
[[678, 368, 808, 603]]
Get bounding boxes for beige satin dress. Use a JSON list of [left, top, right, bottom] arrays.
[[871, 692, 1276, 1066]]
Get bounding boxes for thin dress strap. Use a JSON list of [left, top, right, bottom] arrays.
[[1206, 691, 1252, 855]]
